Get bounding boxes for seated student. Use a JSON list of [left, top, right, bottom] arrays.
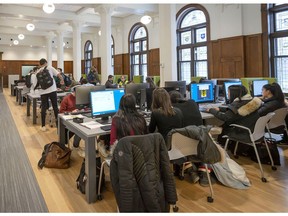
[[146, 77, 156, 88], [149, 88, 183, 143], [98, 94, 148, 157], [207, 85, 262, 145], [258, 82, 286, 117], [105, 75, 118, 88], [169, 90, 203, 126], [59, 85, 81, 148], [118, 75, 129, 87], [80, 78, 94, 86]]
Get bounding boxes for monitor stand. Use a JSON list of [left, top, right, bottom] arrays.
[[96, 116, 112, 125]]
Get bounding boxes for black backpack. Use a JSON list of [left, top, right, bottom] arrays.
[[76, 157, 105, 194], [36, 66, 54, 90], [63, 74, 72, 86], [25, 73, 33, 88]]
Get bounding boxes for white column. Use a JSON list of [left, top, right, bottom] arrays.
[[72, 21, 82, 82], [56, 30, 64, 71], [98, 6, 113, 85], [159, 4, 177, 87], [45, 32, 54, 66]]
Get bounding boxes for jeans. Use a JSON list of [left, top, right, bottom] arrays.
[[40, 91, 58, 127]]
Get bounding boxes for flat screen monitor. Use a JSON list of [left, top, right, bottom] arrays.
[[125, 83, 148, 106], [252, 80, 268, 97], [165, 81, 186, 97], [90, 89, 125, 123], [223, 81, 242, 104], [190, 83, 214, 103], [75, 85, 106, 109]]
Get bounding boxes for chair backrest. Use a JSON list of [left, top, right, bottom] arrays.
[[252, 112, 275, 141], [266, 107, 288, 130], [168, 133, 199, 161]]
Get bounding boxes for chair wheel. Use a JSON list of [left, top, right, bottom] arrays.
[[173, 205, 179, 212], [207, 196, 214, 203], [234, 155, 239, 159], [261, 177, 267, 182], [272, 166, 277, 171], [97, 194, 103, 200], [178, 175, 184, 180]]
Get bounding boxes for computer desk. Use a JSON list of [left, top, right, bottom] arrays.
[[58, 114, 109, 203], [26, 91, 69, 124]]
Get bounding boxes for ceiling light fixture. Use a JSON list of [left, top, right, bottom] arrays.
[[43, 3, 55, 14], [26, 23, 35, 31], [140, 15, 152, 25], [18, 34, 25, 40], [13, 40, 19, 45], [63, 42, 65, 47], [98, 30, 101, 36]]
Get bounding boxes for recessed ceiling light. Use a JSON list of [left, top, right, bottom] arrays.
[[140, 15, 152, 25], [13, 40, 19, 45], [98, 30, 101, 36], [63, 42, 65, 47], [43, 3, 55, 14], [30, 45, 33, 47], [18, 34, 25, 40], [26, 23, 35, 31]]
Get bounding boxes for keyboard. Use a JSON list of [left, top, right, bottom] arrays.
[[199, 107, 209, 113], [100, 125, 111, 131], [70, 110, 91, 115]]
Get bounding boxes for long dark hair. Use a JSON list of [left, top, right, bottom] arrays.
[[263, 82, 284, 102], [229, 85, 248, 102], [113, 94, 147, 140], [151, 88, 175, 116]]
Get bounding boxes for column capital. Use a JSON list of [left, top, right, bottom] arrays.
[[94, 5, 114, 15], [45, 31, 55, 40], [70, 20, 83, 29]]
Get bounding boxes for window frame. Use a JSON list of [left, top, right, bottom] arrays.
[[128, 23, 149, 80], [84, 40, 93, 75], [176, 4, 210, 83]]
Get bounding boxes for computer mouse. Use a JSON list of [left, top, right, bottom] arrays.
[[64, 112, 69, 115]]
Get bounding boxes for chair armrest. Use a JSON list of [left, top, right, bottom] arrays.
[[229, 123, 252, 134]]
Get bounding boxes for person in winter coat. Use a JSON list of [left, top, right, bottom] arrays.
[[207, 85, 262, 145], [258, 82, 286, 117]]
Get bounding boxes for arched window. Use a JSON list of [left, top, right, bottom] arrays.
[[129, 23, 148, 80], [84, 40, 93, 74], [267, 4, 288, 92], [111, 35, 115, 72], [176, 5, 210, 83]]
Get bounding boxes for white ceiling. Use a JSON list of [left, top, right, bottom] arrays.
[[0, 3, 158, 47]]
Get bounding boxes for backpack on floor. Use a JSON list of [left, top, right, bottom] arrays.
[[38, 142, 71, 169], [76, 157, 105, 194], [36, 66, 54, 90]]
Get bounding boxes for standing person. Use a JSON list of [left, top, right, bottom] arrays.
[[98, 94, 148, 157], [59, 85, 81, 148], [149, 88, 183, 143], [105, 75, 118, 88], [87, 65, 100, 85], [146, 77, 156, 88], [32, 58, 64, 131]]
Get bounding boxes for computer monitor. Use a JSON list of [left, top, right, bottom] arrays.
[[125, 83, 148, 106], [190, 83, 214, 103], [223, 81, 242, 104], [252, 80, 268, 97], [90, 89, 125, 124], [75, 85, 106, 109], [165, 81, 186, 97]]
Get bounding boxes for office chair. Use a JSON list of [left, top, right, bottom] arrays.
[[224, 112, 277, 182], [168, 131, 225, 203], [265, 108, 288, 140]]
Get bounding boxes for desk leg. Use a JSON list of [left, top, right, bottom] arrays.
[[18, 89, 22, 105], [16, 89, 19, 102], [58, 117, 66, 145], [85, 137, 97, 203], [27, 96, 31, 116], [33, 98, 37, 124]]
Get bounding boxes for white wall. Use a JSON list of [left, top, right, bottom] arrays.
[[0, 45, 73, 61]]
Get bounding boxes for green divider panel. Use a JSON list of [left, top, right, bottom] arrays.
[[114, 75, 129, 83], [191, 76, 206, 83], [133, 75, 144, 83], [240, 77, 277, 94], [153, 76, 160, 86]]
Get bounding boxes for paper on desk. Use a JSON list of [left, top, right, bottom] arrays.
[[62, 114, 84, 120], [80, 121, 103, 129]]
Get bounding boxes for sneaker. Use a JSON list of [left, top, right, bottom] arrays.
[[40, 126, 47, 132], [189, 172, 200, 184], [98, 141, 109, 158], [199, 171, 216, 187]]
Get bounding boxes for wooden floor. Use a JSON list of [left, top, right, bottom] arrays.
[[3, 88, 288, 213]]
